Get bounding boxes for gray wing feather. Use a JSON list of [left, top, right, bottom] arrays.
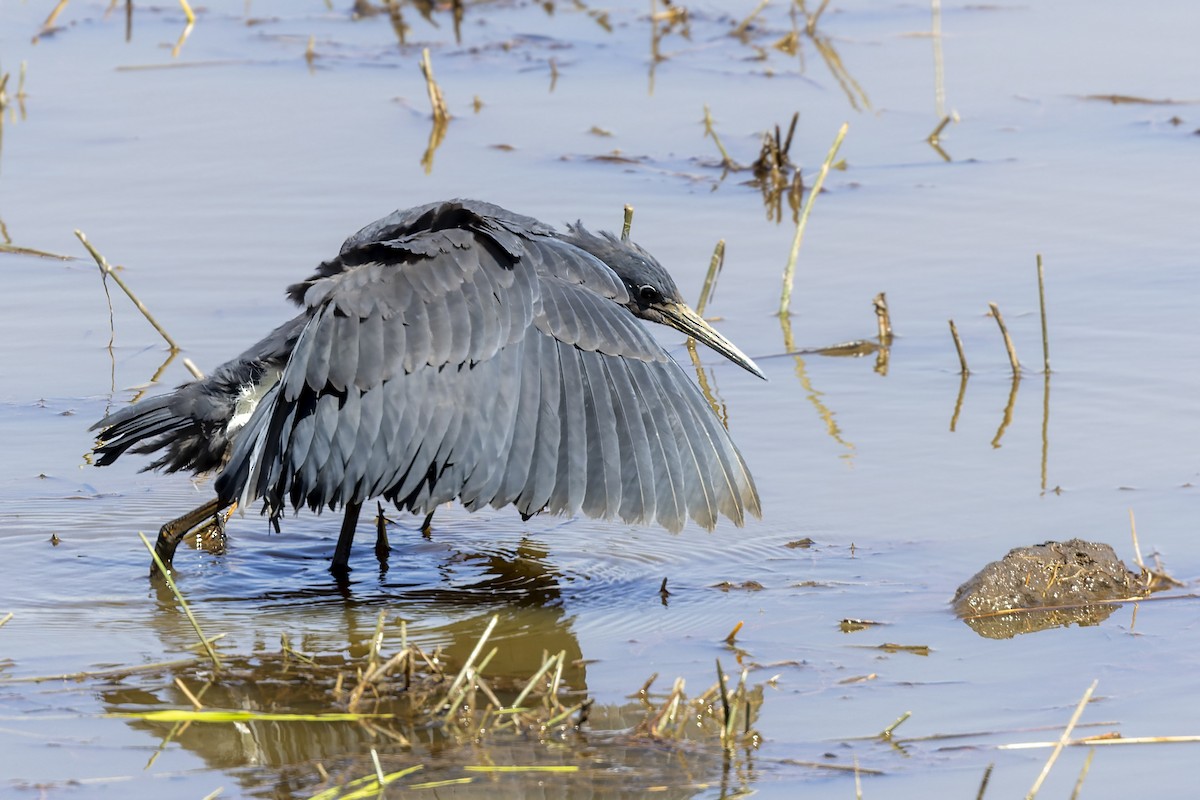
[[217, 200, 758, 534]]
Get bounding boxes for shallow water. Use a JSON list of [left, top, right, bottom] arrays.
[[2, 0, 1200, 796]]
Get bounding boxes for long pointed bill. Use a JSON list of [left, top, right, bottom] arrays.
[[659, 301, 766, 380]]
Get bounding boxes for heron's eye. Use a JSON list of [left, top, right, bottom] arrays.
[[638, 284, 662, 304]]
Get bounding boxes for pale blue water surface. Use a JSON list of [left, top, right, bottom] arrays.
[[1, 1, 1199, 796]]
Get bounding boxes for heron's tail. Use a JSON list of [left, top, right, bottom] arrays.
[[91, 394, 192, 470]]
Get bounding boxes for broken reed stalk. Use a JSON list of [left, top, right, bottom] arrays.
[[805, 0, 833, 35], [949, 319, 969, 374], [507, 651, 564, 715], [702, 105, 739, 170], [139, 532, 221, 671], [873, 291, 892, 341], [696, 239, 725, 316], [975, 763, 994, 800], [988, 302, 1020, 375], [780, 121, 848, 317], [879, 710, 912, 739], [0, 611, 13, 629], [1025, 679, 1097, 800], [1069, 748, 1096, 800], [732, 0, 770, 37], [927, 114, 952, 144], [1036, 253, 1050, 373], [440, 614, 498, 709], [419, 48, 450, 124], [76, 230, 180, 351], [182, 357, 205, 380], [621, 204, 634, 242], [715, 659, 732, 748]]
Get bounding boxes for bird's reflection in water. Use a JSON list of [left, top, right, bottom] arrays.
[[124, 537, 752, 797]]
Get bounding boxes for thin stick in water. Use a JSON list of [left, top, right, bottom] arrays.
[[441, 614, 498, 708], [139, 532, 221, 671], [949, 319, 969, 374], [702, 105, 739, 170], [988, 302, 1020, 375], [1037, 253, 1050, 373], [1025, 679, 1098, 799], [1069, 748, 1095, 800], [873, 291, 892, 341], [76, 230, 179, 351], [780, 121, 848, 317], [419, 48, 450, 124], [732, 0, 770, 37], [696, 239, 725, 316], [621, 204, 634, 242], [182, 357, 205, 380], [976, 762, 994, 800]]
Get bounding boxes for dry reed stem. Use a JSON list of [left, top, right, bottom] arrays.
[[419, 48, 450, 124], [1129, 508, 1145, 571], [621, 204, 634, 241], [1069, 748, 1095, 800], [927, 114, 953, 144], [0, 243, 73, 259], [733, 0, 770, 37], [182, 357, 205, 379], [804, 0, 833, 35], [987, 302, 1020, 374], [715, 660, 731, 747], [0, 611, 12, 629], [76, 230, 180, 350], [1004, 734, 1200, 750], [1024, 679, 1097, 799], [873, 291, 892, 340], [702, 105, 740, 170], [174, 676, 204, 709], [975, 762, 994, 800], [441, 614, 498, 710], [139, 532, 221, 671], [1037, 254, 1050, 373], [696, 239, 725, 316], [779, 121, 848, 317], [0, 656, 202, 684], [40, 0, 70, 33], [949, 319, 969, 374], [880, 710, 912, 739]]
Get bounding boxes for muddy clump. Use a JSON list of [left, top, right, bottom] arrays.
[[953, 539, 1147, 639]]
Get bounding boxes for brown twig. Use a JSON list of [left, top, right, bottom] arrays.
[[76, 230, 180, 351], [949, 319, 969, 374], [419, 48, 450, 124], [873, 292, 892, 341], [696, 239, 725, 316], [1037, 253, 1050, 373], [780, 121, 848, 316], [988, 302, 1020, 375], [1025, 679, 1098, 799]]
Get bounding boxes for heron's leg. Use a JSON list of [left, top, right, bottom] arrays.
[[420, 509, 435, 540], [151, 497, 223, 577], [331, 500, 362, 575], [374, 501, 391, 567]]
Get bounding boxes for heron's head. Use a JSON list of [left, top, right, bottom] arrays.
[[564, 226, 766, 380]]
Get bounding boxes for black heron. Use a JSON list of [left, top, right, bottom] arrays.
[[91, 199, 764, 576]]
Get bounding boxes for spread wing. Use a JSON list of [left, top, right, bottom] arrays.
[[217, 200, 759, 532]]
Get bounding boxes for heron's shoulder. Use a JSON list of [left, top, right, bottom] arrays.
[[285, 200, 558, 307]]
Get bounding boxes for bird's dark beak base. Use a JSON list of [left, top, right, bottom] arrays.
[[659, 301, 766, 380]]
